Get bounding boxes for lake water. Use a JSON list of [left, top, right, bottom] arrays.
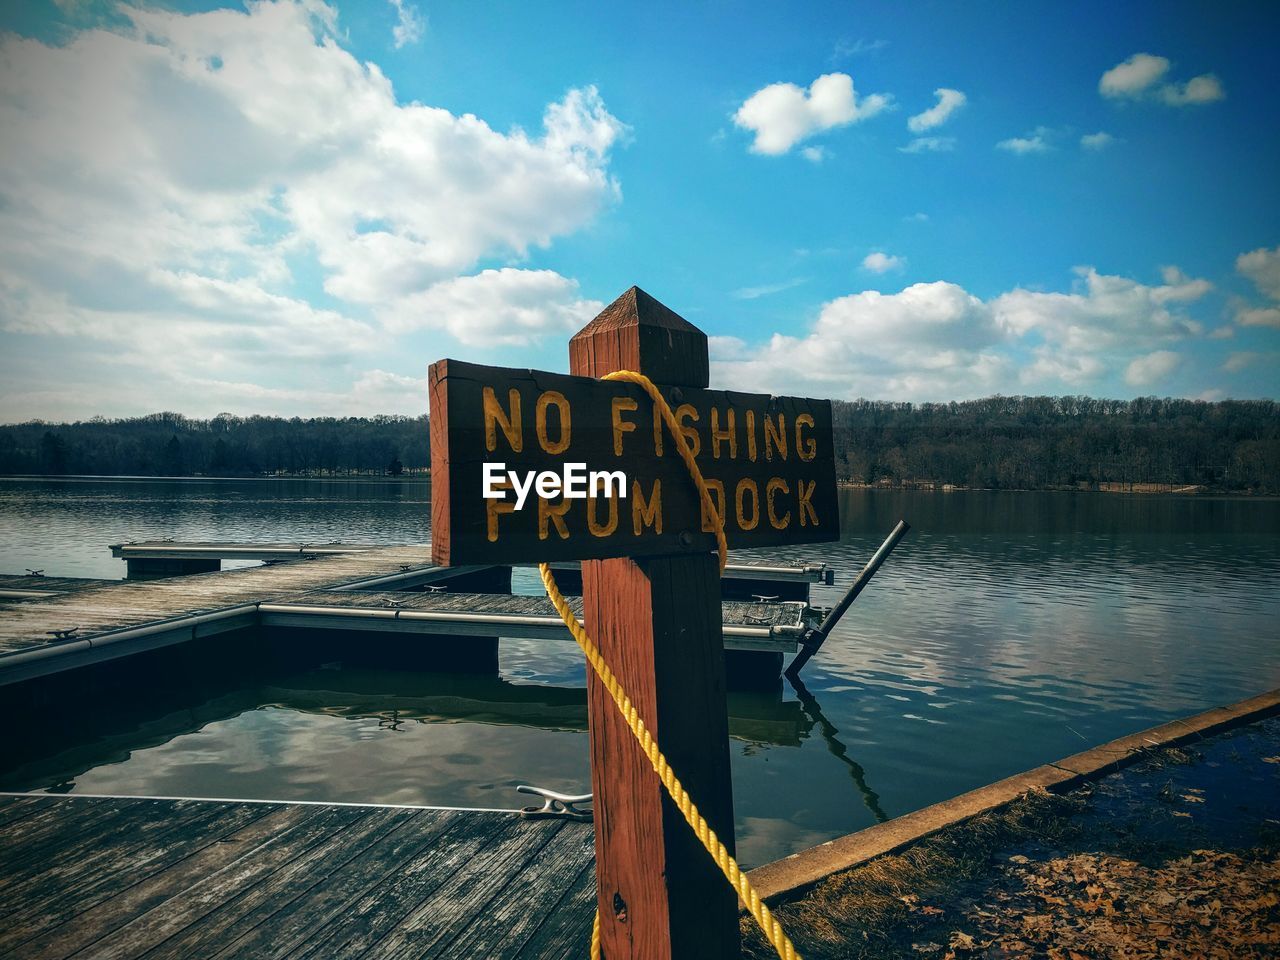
[[1, 477, 1277, 867]]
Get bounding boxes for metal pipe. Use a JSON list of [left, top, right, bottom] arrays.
[[785, 520, 910, 678], [0, 603, 259, 686], [257, 602, 802, 638]]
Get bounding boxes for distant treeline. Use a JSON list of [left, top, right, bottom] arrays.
[[0, 412, 428, 478], [0, 396, 1276, 492], [832, 396, 1277, 492]]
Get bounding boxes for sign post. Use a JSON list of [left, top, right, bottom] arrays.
[[429, 286, 839, 958]]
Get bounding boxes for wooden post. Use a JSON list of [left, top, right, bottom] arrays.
[[570, 287, 741, 959]]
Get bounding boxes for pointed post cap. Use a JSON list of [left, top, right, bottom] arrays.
[[569, 286, 709, 388]]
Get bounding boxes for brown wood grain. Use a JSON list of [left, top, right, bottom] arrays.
[[0, 797, 598, 960], [571, 288, 742, 960], [429, 362, 453, 567]]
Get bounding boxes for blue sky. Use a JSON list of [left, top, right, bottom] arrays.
[[0, 0, 1276, 419]]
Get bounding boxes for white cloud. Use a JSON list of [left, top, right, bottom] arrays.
[[1159, 73, 1225, 105], [862, 252, 905, 273], [900, 136, 955, 154], [996, 127, 1051, 154], [0, 1, 624, 415], [904, 212, 930, 223], [994, 266, 1209, 353], [733, 72, 891, 155], [1080, 131, 1115, 150], [1124, 350, 1180, 387], [1237, 306, 1280, 329], [1233, 245, 1280, 328], [1237, 246, 1280, 301], [800, 145, 828, 163], [907, 88, 966, 132], [711, 281, 1011, 400], [1223, 352, 1261, 373], [1099, 53, 1170, 97], [1099, 53, 1225, 106], [711, 266, 1213, 401], [379, 268, 602, 346], [388, 0, 424, 48]]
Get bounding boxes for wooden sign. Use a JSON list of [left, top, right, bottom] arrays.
[[429, 359, 838, 566], [428, 286, 835, 959]]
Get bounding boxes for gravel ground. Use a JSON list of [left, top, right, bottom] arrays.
[[743, 714, 1280, 959]]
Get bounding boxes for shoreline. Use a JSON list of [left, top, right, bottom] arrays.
[[3, 473, 1278, 499], [741, 705, 1280, 959], [748, 687, 1280, 905]]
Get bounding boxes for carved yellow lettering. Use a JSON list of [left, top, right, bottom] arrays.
[[798, 479, 818, 526], [486, 497, 516, 542], [675, 404, 701, 457], [612, 397, 638, 456], [711, 407, 737, 460], [763, 413, 787, 461], [795, 413, 816, 462], [483, 386, 522, 453], [766, 478, 791, 530], [652, 402, 663, 457], [745, 410, 758, 462], [700, 478, 726, 533], [631, 478, 662, 535], [735, 478, 760, 531], [535, 391, 571, 455], [587, 493, 618, 537], [538, 496, 571, 540]]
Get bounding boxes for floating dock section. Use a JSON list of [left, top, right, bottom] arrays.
[[0, 543, 831, 686]]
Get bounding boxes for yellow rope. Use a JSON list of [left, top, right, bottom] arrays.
[[538, 369, 800, 960]]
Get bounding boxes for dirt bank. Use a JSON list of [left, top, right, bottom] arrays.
[[743, 716, 1280, 959]]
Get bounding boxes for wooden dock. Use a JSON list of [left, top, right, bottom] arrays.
[[0, 575, 115, 601], [108, 540, 833, 596], [0, 544, 824, 686], [0, 545, 439, 684], [0, 793, 595, 959]]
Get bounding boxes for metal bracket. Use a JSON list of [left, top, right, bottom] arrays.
[[516, 784, 593, 821]]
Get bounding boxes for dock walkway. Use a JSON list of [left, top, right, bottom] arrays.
[[0, 575, 115, 601], [0, 545, 819, 686], [0, 793, 595, 959], [0, 546, 436, 656]]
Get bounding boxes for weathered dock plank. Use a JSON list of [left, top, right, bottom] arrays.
[[512, 859, 598, 959], [0, 545, 434, 658], [0, 575, 117, 600], [435, 818, 597, 960], [15, 805, 301, 960], [108, 541, 832, 588], [0, 795, 594, 960], [0, 802, 277, 954], [203, 807, 466, 960]]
